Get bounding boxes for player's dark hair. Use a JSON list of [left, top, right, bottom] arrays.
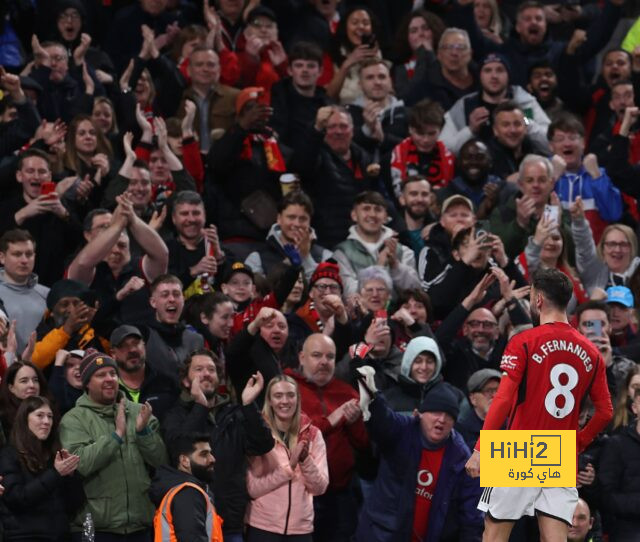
[[575, 300, 611, 325], [531, 268, 573, 310]]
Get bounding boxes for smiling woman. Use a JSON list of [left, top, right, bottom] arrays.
[[244, 375, 328, 541], [0, 396, 80, 541]]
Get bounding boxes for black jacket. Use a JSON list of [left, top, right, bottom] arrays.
[[289, 127, 381, 249], [119, 364, 180, 423], [436, 303, 529, 392], [270, 78, 332, 148], [149, 465, 214, 542], [598, 423, 640, 541], [0, 446, 73, 541], [162, 392, 274, 534]]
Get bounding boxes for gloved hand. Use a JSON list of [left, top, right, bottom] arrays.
[[283, 244, 302, 267], [356, 365, 378, 421]]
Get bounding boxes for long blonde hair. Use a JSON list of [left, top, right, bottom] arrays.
[[262, 375, 301, 452]]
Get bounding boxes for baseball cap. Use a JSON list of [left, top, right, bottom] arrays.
[[110, 325, 143, 347], [605, 286, 634, 308], [223, 262, 255, 283], [441, 194, 473, 214], [247, 5, 277, 23], [467, 368, 502, 393]]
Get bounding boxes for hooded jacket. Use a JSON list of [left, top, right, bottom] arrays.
[[245, 414, 329, 535], [162, 391, 274, 534], [333, 225, 421, 297], [383, 337, 444, 415], [245, 223, 332, 281], [350, 95, 409, 155], [0, 270, 48, 351], [59, 392, 168, 534], [440, 85, 550, 155]]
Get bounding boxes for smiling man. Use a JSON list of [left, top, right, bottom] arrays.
[[0, 149, 82, 286], [441, 53, 550, 155], [60, 348, 167, 541], [163, 349, 273, 542], [334, 191, 420, 297], [245, 190, 331, 280]]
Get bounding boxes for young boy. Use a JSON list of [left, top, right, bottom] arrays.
[[390, 98, 455, 199], [222, 261, 300, 337]]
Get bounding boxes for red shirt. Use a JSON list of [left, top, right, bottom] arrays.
[[412, 447, 445, 542], [477, 322, 613, 453]]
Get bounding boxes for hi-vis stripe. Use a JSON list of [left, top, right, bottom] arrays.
[[155, 482, 214, 541]]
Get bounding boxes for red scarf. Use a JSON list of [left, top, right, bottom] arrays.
[[295, 300, 324, 333], [240, 133, 286, 172], [391, 137, 454, 190]]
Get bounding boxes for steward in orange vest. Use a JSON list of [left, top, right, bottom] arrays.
[[150, 434, 224, 542]]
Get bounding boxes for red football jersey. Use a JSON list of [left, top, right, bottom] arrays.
[[476, 322, 613, 452]]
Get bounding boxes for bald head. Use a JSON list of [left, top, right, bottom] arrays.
[[568, 498, 593, 542], [299, 333, 336, 387]]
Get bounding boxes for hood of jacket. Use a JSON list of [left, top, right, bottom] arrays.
[[346, 224, 396, 252], [352, 94, 405, 113], [74, 391, 125, 416], [148, 465, 208, 507], [0, 269, 45, 292], [400, 336, 442, 382]]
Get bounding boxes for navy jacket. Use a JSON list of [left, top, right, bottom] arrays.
[[356, 395, 484, 542]]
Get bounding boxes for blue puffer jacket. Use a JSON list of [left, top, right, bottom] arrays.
[[356, 395, 484, 542]]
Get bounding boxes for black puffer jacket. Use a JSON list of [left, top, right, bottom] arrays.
[[598, 423, 640, 541], [0, 446, 75, 541], [162, 392, 274, 534]]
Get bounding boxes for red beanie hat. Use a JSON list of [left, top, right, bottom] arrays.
[[310, 259, 342, 291]]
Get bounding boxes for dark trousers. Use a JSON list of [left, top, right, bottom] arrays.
[[71, 530, 151, 542], [246, 526, 312, 542], [313, 486, 359, 542]]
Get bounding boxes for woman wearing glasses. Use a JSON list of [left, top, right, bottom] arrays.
[[570, 196, 640, 294]]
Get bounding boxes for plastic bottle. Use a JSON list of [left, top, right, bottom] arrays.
[[81, 512, 95, 542]]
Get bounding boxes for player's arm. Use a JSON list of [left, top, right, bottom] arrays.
[[577, 354, 613, 452], [471, 340, 526, 453]]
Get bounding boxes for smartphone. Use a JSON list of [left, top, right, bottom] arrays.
[[584, 319, 603, 337], [361, 33, 376, 48], [543, 204, 559, 225], [578, 453, 593, 472], [41, 181, 56, 198], [374, 309, 387, 320]]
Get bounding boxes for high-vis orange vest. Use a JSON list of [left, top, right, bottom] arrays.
[[154, 482, 224, 542]]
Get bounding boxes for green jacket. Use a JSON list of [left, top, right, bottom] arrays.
[[59, 392, 168, 534]]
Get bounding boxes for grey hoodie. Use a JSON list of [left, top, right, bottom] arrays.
[[0, 270, 49, 351], [400, 336, 443, 383]]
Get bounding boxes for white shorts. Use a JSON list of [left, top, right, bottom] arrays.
[[477, 486, 579, 525]]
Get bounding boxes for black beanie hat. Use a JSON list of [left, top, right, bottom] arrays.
[[46, 279, 90, 310], [418, 384, 460, 419]]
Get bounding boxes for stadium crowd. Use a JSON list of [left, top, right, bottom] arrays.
[[1, 0, 640, 540]]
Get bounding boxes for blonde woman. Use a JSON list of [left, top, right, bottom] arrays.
[[245, 375, 328, 541]]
